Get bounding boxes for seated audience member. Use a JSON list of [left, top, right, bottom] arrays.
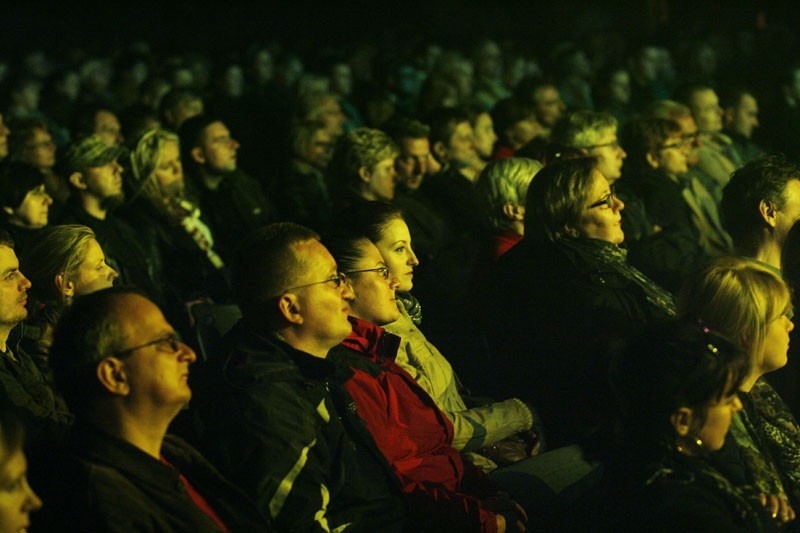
[[486, 157, 675, 448], [475, 157, 543, 258], [61, 134, 160, 302], [72, 106, 123, 146], [678, 257, 800, 521], [0, 229, 71, 452], [466, 104, 499, 161], [339, 202, 536, 467], [0, 162, 53, 254], [720, 86, 763, 164], [159, 89, 204, 131], [592, 65, 633, 127], [675, 84, 741, 192], [384, 117, 451, 268], [0, 410, 42, 532], [276, 119, 334, 232], [188, 223, 407, 531], [118, 104, 161, 146], [295, 90, 347, 141], [550, 110, 626, 186], [36, 288, 267, 530], [490, 97, 542, 160], [328, 127, 399, 208], [759, 62, 800, 160], [7, 118, 68, 206], [19, 224, 117, 376], [324, 232, 528, 532], [125, 129, 229, 325], [619, 117, 727, 292], [721, 155, 800, 272], [644, 100, 720, 209], [603, 321, 773, 531], [178, 114, 275, 261], [426, 106, 485, 185], [514, 78, 565, 140]]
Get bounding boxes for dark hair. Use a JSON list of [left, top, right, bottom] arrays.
[[0, 161, 45, 209], [159, 89, 202, 125], [673, 83, 712, 107], [721, 154, 800, 253], [524, 157, 597, 241], [610, 319, 749, 448], [322, 231, 371, 275], [72, 106, 113, 139], [426, 106, 470, 150], [177, 113, 223, 175], [336, 201, 404, 244], [50, 287, 145, 415], [0, 409, 24, 465], [383, 117, 430, 143], [232, 222, 320, 322], [781, 221, 800, 299], [0, 229, 14, 249], [7, 118, 49, 162], [619, 117, 681, 175], [718, 86, 754, 110], [491, 97, 532, 145]]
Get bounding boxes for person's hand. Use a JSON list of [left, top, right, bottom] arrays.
[[496, 514, 506, 533], [760, 493, 796, 524], [486, 498, 527, 532]]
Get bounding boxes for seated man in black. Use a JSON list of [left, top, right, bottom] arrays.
[[35, 288, 267, 531], [189, 223, 406, 531], [61, 134, 161, 303], [178, 114, 276, 261], [0, 229, 71, 453]]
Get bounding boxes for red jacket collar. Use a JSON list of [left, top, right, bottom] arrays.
[[343, 317, 401, 362]]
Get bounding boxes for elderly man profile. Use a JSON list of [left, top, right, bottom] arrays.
[[189, 223, 406, 531], [34, 288, 268, 531]]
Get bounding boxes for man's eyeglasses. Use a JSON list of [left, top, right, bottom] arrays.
[[584, 140, 621, 150], [345, 266, 390, 280], [113, 332, 183, 358], [587, 185, 618, 210], [283, 272, 349, 293]]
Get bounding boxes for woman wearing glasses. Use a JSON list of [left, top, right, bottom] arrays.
[[324, 231, 528, 532], [487, 156, 675, 450], [337, 201, 537, 471], [617, 115, 727, 293]]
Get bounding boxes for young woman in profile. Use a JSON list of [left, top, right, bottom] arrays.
[[603, 320, 774, 531]]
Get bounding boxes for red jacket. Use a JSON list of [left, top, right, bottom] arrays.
[[336, 317, 507, 533]]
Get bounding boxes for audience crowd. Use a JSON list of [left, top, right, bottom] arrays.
[[1, 26, 800, 531]]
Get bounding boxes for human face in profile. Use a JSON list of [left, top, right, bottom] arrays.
[[374, 218, 419, 293], [573, 170, 625, 245], [0, 447, 41, 533], [346, 240, 401, 326]]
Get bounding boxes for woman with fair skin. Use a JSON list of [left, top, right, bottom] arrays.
[[125, 129, 229, 331], [0, 411, 41, 533], [604, 321, 774, 530], [325, 233, 527, 532], [339, 202, 536, 469], [20, 224, 118, 376], [486, 157, 675, 448], [679, 257, 800, 524]]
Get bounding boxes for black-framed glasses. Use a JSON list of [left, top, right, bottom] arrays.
[[113, 332, 183, 358], [345, 266, 390, 280], [283, 272, 349, 293], [587, 185, 618, 210]]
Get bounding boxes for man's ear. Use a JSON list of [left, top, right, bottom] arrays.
[[96, 358, 130, 396], [723, 107, 735, 125], [69, 171, 87, 190], [2, 207, 12, 217], [646, 151, 660, 169], [277, 294, 303, 325], [670, 407, 694, 437], [759, 199, 778, 228], [54, 274, 75, 297], [432, 141, 448, 162], [358, 166, 371, 184], [190, 146, 206, 165], [562, 224, 580, 238], [502, 202, 525, 222]]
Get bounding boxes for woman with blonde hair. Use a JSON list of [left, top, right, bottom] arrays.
[[679, 256, 799, 524], [123, 129, 229, 328]]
